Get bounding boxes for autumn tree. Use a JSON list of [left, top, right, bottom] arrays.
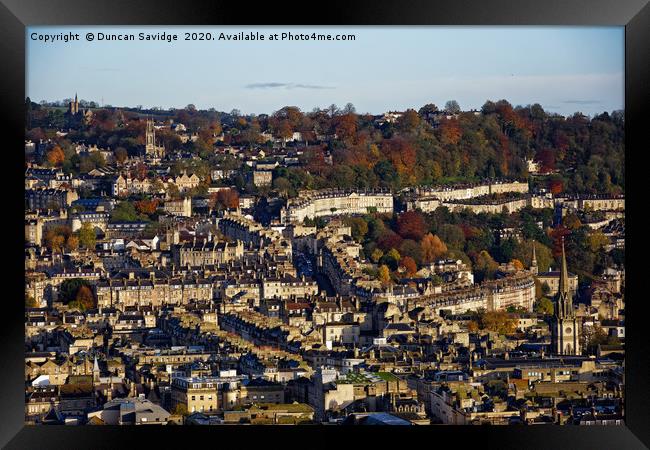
[[377, 230, 403, 252], [334, 113, 358, 142], [548, 178, 563, 195], [208, 189, 238, 211], [510, 259, 524, 271], [167, 184, 181, 200], [420, 233, 448, 263], [381, 138, 417, 185], [396, 211, 427, 241], [397, 109, 421, 133], [46, 145, 65, 166], [378, 265, 391, 286], [134, 198, 159, 216], [131, 162, 148, 180], [69, 285, 95, 311], [371, 248, 384, 263], [399, 256, 418, 276], [65, 235, 79, 252], [563, 212, 582, 230], [44, 225, 72, 253]]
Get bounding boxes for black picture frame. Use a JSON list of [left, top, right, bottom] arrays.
[[1, 1, 648, 448]]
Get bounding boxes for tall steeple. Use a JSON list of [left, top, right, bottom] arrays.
[[530, 241, 538, 275], [93, 355, 100, 383], [551, 236, 580, 355], [555, 238, 572, 319]]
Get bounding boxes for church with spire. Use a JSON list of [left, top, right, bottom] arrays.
[[68, 93, 80, 115], [66, 92, 93, 125], [550, 238, 581, 355], [530, 241, 538, 275]]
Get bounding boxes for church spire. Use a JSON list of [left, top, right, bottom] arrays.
[[531, 241, 538, 275], [559, 237, 569, 299], [555, 237, 572, 319]]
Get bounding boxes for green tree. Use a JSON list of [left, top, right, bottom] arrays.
[[437, 224, 466, 250], [78, 222, 97, 249], [344, 217, 369, 243], [381, 248, 401, 271], [172, 404, 189, 417], [588, 230, 609, 252], [512, 240, 553, 272], [479, 310, 516, 335], [110, 201, 140, 222], [273, 177, 293, 198], [474, 250, 498, 282], [534, 297, 554, 315]]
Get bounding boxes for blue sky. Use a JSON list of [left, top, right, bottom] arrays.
[[27, 26, 624, 116]]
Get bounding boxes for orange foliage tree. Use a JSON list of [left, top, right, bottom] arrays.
[[420, 233, 448, 263], [399, 256, 418, 277], [381, 138, 417, 182], [134, 199, 159, 215], [46, 146, 65, 166], [210, 188, 239, 210]]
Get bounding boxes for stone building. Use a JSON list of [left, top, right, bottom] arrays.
[[163, 197, 192, 218], [171, 240, 244, 268], [281, 190, 393, 224], [95, 271, 214, 309], [25, 188, 79, 211]]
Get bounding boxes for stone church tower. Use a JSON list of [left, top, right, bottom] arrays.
[[550, 239, 581, 355], [145, 117, 165, 159], [68, 93, 79, 115]]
